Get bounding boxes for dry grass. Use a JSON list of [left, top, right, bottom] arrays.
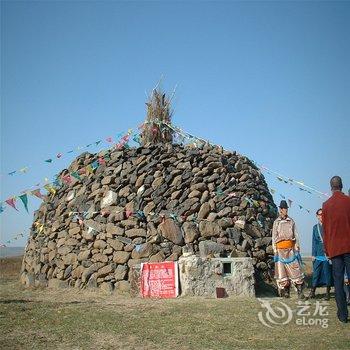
[[0, 256, 349, 350], [140, 87, 174, 145]]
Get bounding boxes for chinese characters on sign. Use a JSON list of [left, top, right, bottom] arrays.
[[140, 261, 179, 298]]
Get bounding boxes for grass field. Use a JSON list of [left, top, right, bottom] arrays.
[[0, 256, 349, 350]]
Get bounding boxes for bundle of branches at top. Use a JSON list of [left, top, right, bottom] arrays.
[[141, 87, 174, 145]]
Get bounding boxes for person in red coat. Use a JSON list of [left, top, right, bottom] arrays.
[[322, 176, 350, 323]]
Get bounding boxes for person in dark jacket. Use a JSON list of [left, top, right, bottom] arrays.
[[322, 176, 350, 323], [308, 208, 333, 300]]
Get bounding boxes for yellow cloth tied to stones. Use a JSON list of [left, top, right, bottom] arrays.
[[276, 240, 295, 249]]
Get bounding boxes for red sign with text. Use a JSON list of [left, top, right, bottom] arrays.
[[140, 261, 179, 298]]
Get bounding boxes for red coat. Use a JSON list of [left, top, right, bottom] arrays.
[[322, 191, 350, 258]]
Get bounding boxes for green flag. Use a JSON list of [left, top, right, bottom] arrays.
[[19, 194, 29, 213]]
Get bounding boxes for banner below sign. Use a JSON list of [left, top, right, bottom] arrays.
[[140, 261, 179, 298]]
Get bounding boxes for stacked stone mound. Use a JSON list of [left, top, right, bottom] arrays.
[[21, 143, 277, 292]]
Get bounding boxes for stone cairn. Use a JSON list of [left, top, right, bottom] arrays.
[[21, 143, 277, 292]]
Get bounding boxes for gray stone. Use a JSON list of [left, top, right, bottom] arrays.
[[113, 251, 130, 264], [198, 221, 220, 238], [114, 265, 128, 281], [183, 222, 199, 243], [125, 228, 147, 238], [198, 202, 210, 219], [199, 241, 225, 257]]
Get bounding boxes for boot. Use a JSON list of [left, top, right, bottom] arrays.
[[284, 285, 290, 298], [324, 286, 331, 301], [307, 287, 316, 300], [296, 284, 305, 300]]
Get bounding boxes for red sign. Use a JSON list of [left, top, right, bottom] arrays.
[[140, 261, 179, 298]]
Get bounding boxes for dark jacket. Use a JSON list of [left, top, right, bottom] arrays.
[[322, 191, 350, 258]]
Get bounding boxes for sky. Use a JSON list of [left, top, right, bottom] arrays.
[[1, 0, 349, 254]]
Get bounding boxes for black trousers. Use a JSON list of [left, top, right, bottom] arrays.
[[331, 253, 350, 322]]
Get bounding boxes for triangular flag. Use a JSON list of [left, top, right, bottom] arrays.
[[56, 153, 62, 158], [0, 203, 5, 214], [8, 171, 16, 176], [95, 140, 101, 146], [279, 194, 286, 199], [288, 199, 292, 208], [67, 150, 74, 153], [277, 176, 283, 182], [106, 137, 113, 143], [45, 159, 53, 163], [19, 194, 29, 213], [5, 198, 18, 211], [299, 205, 303, 209], [270, 188, 276, 194]]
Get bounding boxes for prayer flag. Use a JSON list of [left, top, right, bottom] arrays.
[[19, 194, 29, 213], [44, 184, 56, 195], [45, 159, 53, 163], [5, 198, 18, 211], [20, 167, 29, 173], [91, 161, 99, 170], [288, 199, 293, 208], [8, 171, 16, 175], [71, 172, 81, 181], [86, 165, 93, 174], [98, 157, 106, 165], [62, 174, 72, 184]]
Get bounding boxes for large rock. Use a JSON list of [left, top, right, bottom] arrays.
[[198, 221, 221, 237], [158, 218, 184, 245]]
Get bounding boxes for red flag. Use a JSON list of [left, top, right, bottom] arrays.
[[98, 157, 106, 165], [62, 174, 72, 184], [31, 189, 45, 199], [5, 198, 18, 211]]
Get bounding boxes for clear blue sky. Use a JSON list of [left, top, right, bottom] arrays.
[[1, 1, 349, 254]]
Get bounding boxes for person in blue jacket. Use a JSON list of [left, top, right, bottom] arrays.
[[308, 208, 334, 300]]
